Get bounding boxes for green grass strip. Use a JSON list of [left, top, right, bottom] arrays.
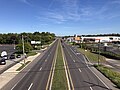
[[16, 61, 31, 71], [78, 48, 105, 63], [27, 51, 37, 57], [95, 65, 120, 88], [51, 41, 68, 90]]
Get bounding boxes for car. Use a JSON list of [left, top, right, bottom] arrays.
[[0, 58, 6, 65], [10, 54, 16, 59], [16, 54, 21, 58], [2, 55, 8, 60]]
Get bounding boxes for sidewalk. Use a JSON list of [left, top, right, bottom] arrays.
[[104, 58, 120, 72], [0, 57, 24, 74], [0, 53, 40, 89]]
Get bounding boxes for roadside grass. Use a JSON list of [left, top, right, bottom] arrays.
[[16, 61, 31, 71], [27, 51, 37, 57], [52, 41, 68, 90], [94, 65, 120, 88], [78, 48, 106, 63]]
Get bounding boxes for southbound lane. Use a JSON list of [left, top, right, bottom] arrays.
[[2, 39, 58, 90], [62, 42, 110, 90]]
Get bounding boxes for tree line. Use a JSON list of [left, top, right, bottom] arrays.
[[0, 32, 55, 45]]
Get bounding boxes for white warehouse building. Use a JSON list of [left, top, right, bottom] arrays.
[[81, 36, 120, 43]]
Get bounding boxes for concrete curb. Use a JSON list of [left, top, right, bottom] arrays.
[[0, 57, 24, 74]]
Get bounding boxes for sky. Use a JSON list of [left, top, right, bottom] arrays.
[[0, 0, 120, 36]]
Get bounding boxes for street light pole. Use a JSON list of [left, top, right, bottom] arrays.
[[40, 35, 41, 50], [98, 39, 100, 65], [22, 35, 25, 65]]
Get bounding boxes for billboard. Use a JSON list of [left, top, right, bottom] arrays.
[[31, 41, 41, 44]]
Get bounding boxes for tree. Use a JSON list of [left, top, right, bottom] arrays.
[[0, 32, 56, 45], [16, 42, 33, 54]]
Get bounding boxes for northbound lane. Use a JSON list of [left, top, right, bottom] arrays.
[[62, 42, 111, 90]]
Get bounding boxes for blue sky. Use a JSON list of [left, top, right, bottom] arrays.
[[0, 0, 120, 36]]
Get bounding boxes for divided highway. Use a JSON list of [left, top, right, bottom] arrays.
[[1, 39, 113, 90]]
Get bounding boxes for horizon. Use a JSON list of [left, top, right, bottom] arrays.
[[0, 0, 120, 36], [0, 31, 120, 37]]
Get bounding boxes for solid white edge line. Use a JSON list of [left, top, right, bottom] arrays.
[[82, 51, 110, 89], [69, 45, 110, 89], [28, 83, 33, 90], [88, 66, 110, 89], [11, 69, 30, 90]]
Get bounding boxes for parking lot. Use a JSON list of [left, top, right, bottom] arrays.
[[0, 45, 16, 59]]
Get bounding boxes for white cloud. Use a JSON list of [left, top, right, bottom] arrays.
[[94, 0, 120, 19], [19, 0, 32, 6], [36, 0, 120, 24], [111, 0, 120, 4]]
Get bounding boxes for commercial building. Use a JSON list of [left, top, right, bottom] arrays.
[[81, 36, 120, 43]]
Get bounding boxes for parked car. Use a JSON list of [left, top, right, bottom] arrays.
[[2, 55, 8, 60], [0, 58, 6, 65], [10, 54, 16, 59], [16, 54, 21, 58]]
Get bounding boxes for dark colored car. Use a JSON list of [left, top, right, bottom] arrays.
[[10, 54, 16, 59], [16, 54, 21, 58], [0, 58, 6, 65]]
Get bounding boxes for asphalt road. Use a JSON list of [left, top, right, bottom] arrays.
[[1, 40, 114, 90], [62, 42, 111, 90], [1, 39, 58, 90]]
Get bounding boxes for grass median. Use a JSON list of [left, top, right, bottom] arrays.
[[51, 41, 68, 90]]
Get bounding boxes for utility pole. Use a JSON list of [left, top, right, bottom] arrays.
[[98, 39, 100, 65], [40, 35, 41, 50], [22, 35, 25, 65], [14, 40, 16, 50]]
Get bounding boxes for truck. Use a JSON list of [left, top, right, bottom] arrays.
[[1, 51, 8, 60]]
